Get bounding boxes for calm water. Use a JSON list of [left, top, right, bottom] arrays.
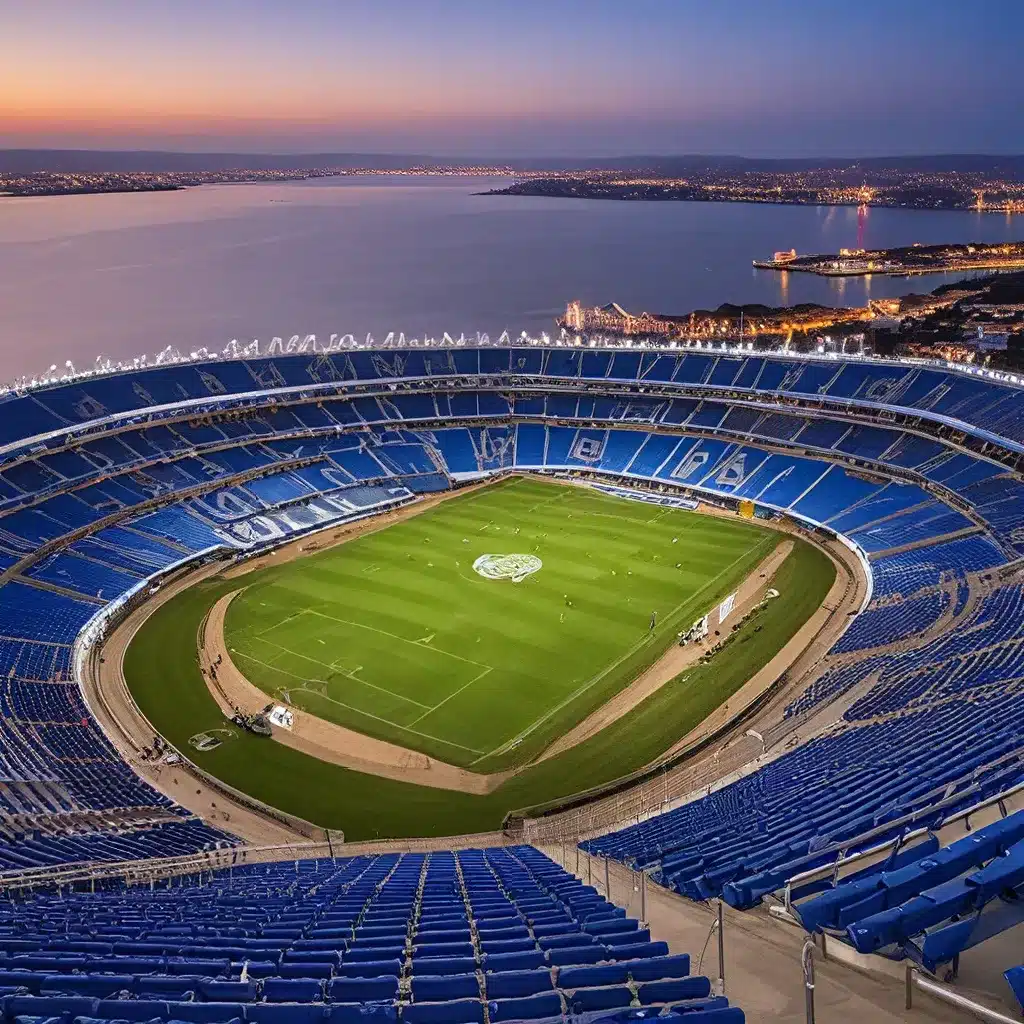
[[0, 175, 1021, 381]]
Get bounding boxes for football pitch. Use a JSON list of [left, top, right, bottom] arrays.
[[224, 476, 775, 771]]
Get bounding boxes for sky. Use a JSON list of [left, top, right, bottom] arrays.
[[2, 0, 1023, 158]]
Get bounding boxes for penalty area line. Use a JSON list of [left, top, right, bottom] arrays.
[[526, 489, 570, 515], [231, 649, 484, 755], [301, 608, 490, 670], [406, 666, 494, 728], [262, 609, 306, 634], [240, 635, 433, 710]]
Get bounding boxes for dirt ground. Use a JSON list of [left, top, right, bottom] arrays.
[[536, 539, 793, 760], [201, 590, 514, 795], [201, 492, 855, 796], [87, 475, 866, 830]]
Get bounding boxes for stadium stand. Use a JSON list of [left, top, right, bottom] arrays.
[[0, 847, 746, 1023], [0, 345, 1023, 1018], [792, 810, 1024, 975]]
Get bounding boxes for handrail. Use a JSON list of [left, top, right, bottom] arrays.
[[0, 841, 332, 892], [696, 899, 726, 996], [801, 947, 1020, 1022], [801, 939, 817, 1024], [780, 775, 1024, 915], [0, 825, 519, 893], [910, 969, 1021, 1023]]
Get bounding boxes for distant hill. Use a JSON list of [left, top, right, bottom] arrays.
[[2, 150, 1024, 177]]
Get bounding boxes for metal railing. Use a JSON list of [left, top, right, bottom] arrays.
[[806, 949, 1021, 1023], [7, 330, 1023, 402], [772, 774, 1024, 922], [801, 939, 817, 1024], [696, 899, 726, 997], [908, 968, 1021, 1023], [0, 841, 330, 894]]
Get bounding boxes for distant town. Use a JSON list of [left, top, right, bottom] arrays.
[[753, 240, 1024, 277], [0, 165, 529, 198], [560, 270, 1024, 372], [0, 168, 326, 197], [4, 153, 1024, 208], [484, 168, 1024, 213]]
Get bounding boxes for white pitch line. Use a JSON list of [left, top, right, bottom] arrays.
[[526, 489, 570, 515], [245, 635, 432, 710], [297, 687, 485, 755], [263, 609, 306, 633], [332, 666, 433, 710], [233, 649, 321, 684], [232, 649, 484, 754], [473, 534, 775, 764], [577, 508, 660, 525], [406, 666, 494, 727], [302, 609, 490, 669]]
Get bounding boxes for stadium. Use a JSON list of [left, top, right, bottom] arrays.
[[0, 339, 1022, 1023]]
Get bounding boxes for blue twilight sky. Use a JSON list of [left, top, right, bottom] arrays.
[[2, 0, 1022, 157]]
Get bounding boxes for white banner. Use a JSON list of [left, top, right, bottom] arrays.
[[718, 593, 736, 623]]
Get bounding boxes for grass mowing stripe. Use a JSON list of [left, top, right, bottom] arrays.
[[125, 504, 835, 839], [240, 634, 434, 710], [223, 477, 776, 768], [303, 609, 491, 670], [474, 531, 775, 764]]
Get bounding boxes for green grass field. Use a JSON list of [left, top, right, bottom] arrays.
[[124, 477, 837, 839], [223, 477, 774, 771]]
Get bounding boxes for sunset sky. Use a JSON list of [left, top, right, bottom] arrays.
[[3, 0, 1022, 156]]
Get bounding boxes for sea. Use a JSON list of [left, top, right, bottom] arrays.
[[0, 174, 1021, 382]]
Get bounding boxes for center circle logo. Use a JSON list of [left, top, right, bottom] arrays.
[[473, 553, 542, 583]]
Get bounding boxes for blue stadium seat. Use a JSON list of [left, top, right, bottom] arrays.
[[487, 992, 563, 1020], [3, 345, 1024, 1024]]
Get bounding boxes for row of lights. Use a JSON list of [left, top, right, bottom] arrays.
[[3, 330, 1022, 396]]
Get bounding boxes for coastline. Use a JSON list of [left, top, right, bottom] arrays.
[[752, 258, 1024, 278], [478, 184, 1015, 215], [0, 184, 186, 199]]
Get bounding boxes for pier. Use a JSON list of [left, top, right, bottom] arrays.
[[753, 241, 1024, 277]]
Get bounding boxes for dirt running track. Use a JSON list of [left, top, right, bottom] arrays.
[[537, 540, 793, 760], [89, 477, 866, 835], [202, 530, 825, 795], [202, 591, 513, 795], [82, 562, 313, 846]]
